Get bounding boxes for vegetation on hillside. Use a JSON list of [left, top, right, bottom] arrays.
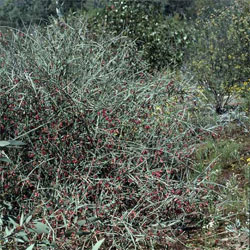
[[0, 0, 249, 249], [0, 0, 86, 26]]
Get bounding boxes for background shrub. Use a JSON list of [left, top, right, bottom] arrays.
[[188, 0, 234, 19], [87, 0, 192, 71], [0, 15, 223, 248], [0, 0, 86, 27], [185, 1, 250, 113]]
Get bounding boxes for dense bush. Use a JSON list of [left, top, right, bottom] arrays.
[[189, 0, 234, 19], [163, 0, 194, 18], [0, 16, 223, 249], [185, 1, 250, 114], [87, 0, 192, 70], [0, 0, 86, 27]]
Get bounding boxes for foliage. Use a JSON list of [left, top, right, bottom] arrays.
[[163, 0, 194, 18], [57, 0, 87, 18], [0, 140, 26, 163], [185, 1, 250, 114], [0, 9, 249, 248], [0, 0, 86, 27], [0, 0, 55, 27], [0, 15, 228, 249], [189, 0, 234, 19], [188, 123, 250, 249], [87, 0, 192, 70], [160, 0, 234, 19]]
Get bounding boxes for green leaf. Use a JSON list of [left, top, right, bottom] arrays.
[[0, 157, 12, 163], [16, 231, 29, 242], [77, 219, 86, 226], [92, 238, 105, 250], [76, 230, 91, 236], [0, 141, 10, 147], [20, 212, 24, 226], [16, 238, 25, 243], [9, 217, 18, 227], [25, 215, 32, 224], [32, 222, 50, 234], [87, 217, 101, 223], [9, 140, 26, 146], [5, 226, 14, 237], [26, 244, 35, 250]]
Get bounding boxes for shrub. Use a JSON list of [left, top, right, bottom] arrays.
[[87, 0, 192, 71], [185, 1, 250, 113], [0, 15, 223, 248]]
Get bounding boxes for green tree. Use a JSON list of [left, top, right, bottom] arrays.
[[186, 0, 249, 113], [88, 0, 191, 70]]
